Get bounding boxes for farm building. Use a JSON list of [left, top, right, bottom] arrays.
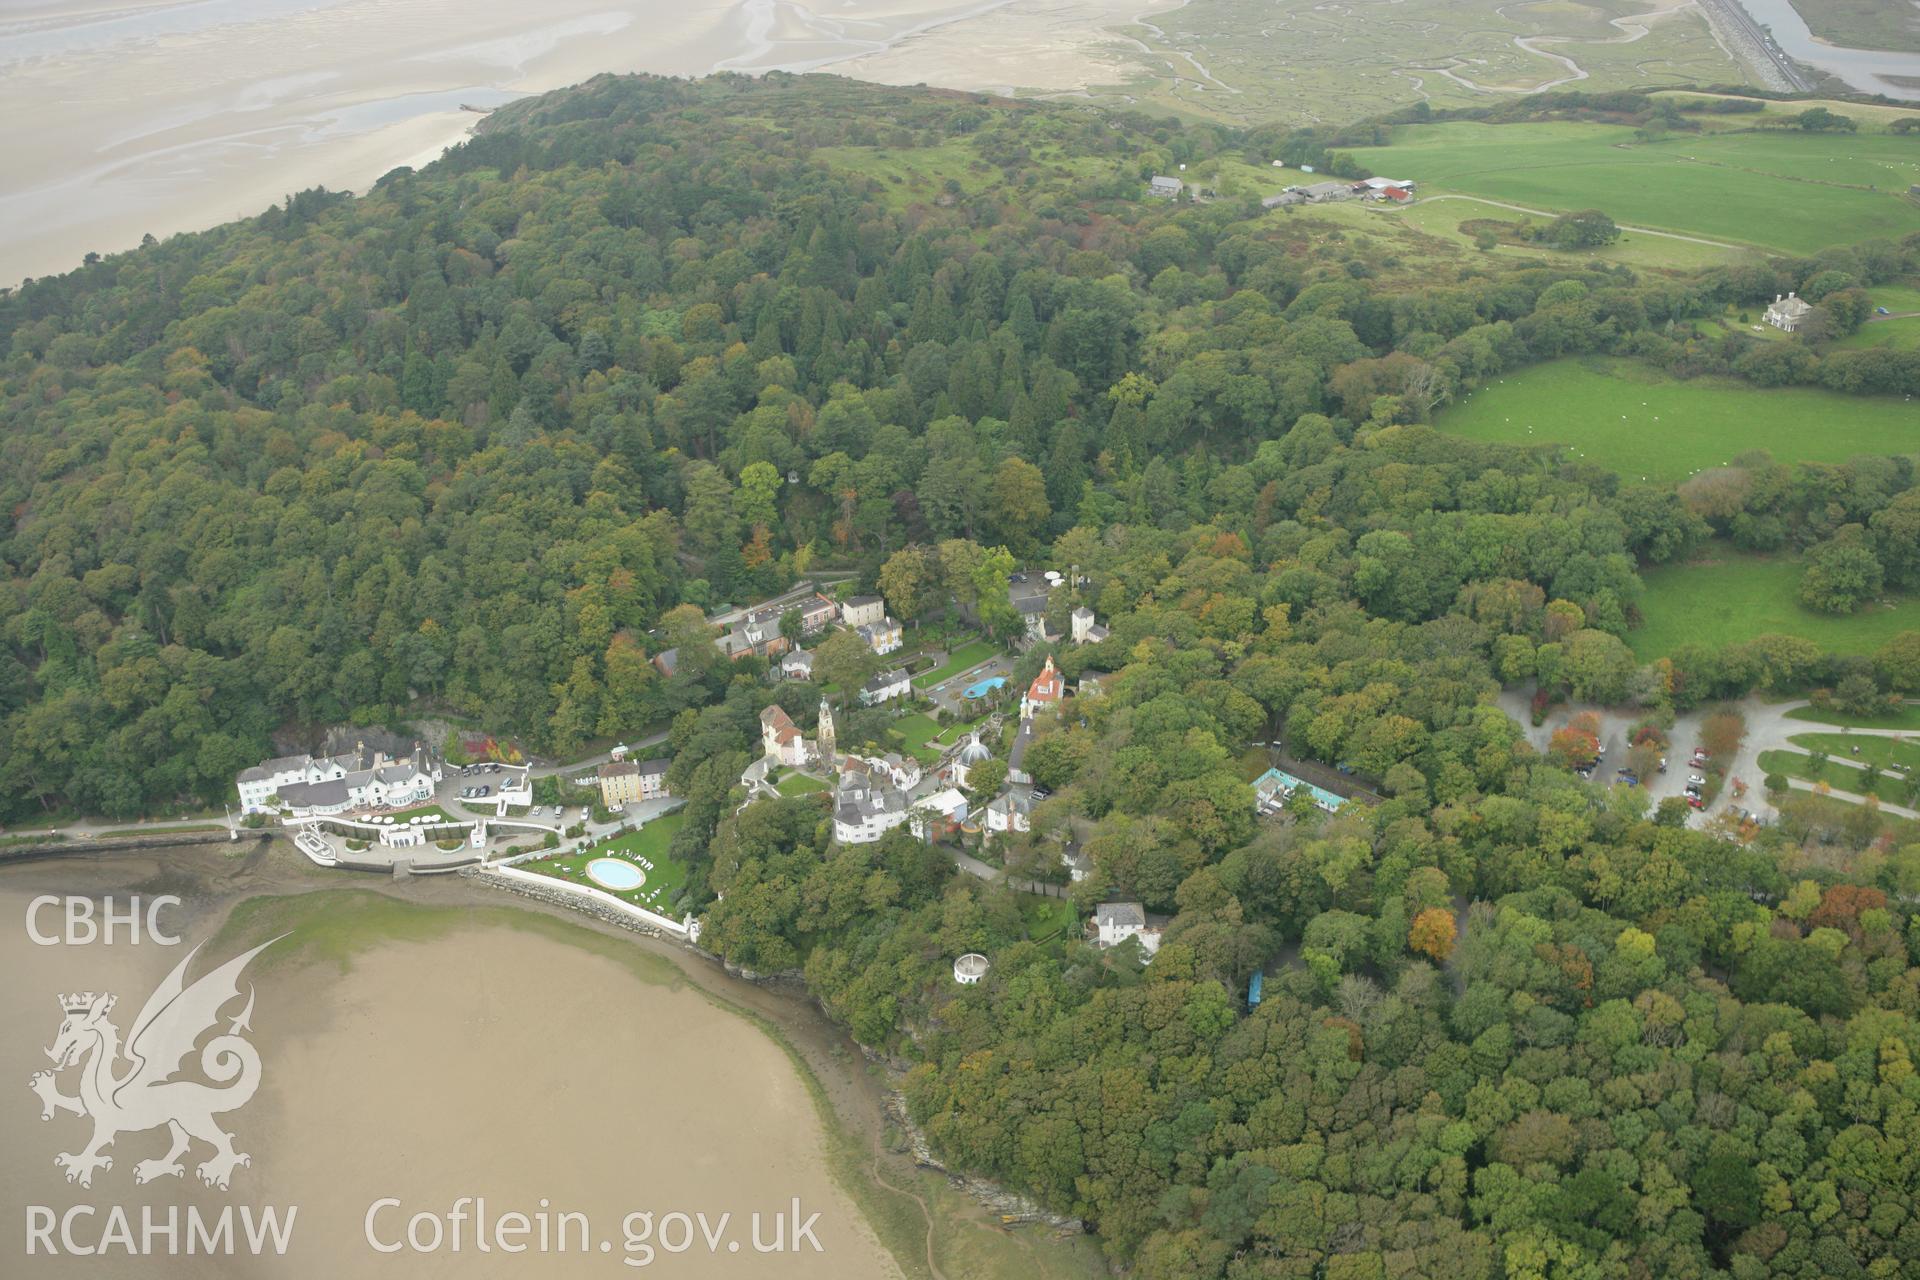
[[1147, 176, 1183, 198]]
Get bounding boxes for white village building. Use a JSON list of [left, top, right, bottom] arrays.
[[1089, 902, 1163, 955], [237, 741, 442, 816], [832, 758, 911, 844]]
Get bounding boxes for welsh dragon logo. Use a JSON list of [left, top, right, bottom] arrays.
[[28, 937, 283, 1190]]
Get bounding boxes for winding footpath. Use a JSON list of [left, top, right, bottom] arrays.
[[1406, 193, 1751, 252]]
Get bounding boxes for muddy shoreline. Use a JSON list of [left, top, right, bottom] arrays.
[[0, 838, 1056, 1279]]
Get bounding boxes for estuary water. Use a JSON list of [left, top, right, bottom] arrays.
[[1736, 0, 1920, 100], [0, 850, 901, 1277]]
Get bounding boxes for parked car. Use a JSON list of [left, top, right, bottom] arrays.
[[1657, 757, 1667, 774], [1688, 773, 1706, 786], [1687, 794, 1705, 809], [478, 785, 490, 797]]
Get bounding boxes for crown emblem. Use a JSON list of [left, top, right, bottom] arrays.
[[60, 992, 112, 1015]]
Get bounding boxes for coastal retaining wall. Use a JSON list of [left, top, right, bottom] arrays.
[[464, 864, 688, 938], [0, 831, 267, 864]]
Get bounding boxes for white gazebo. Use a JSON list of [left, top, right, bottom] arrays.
[[953, 953, 990, 985]]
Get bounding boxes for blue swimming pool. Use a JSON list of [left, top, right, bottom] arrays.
[[963, 675, 1007, 699], [586, 858, 645, 891]]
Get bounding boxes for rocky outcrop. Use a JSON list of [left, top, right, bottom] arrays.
[[881, 1081, 1082, 1231]]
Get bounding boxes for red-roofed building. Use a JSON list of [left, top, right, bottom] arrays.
[[1020, 656, 1065, 720], [760, 704, 810, 768]]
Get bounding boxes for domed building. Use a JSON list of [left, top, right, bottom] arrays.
[[953, 953, 990, 985], [952, 731, 992, 790]]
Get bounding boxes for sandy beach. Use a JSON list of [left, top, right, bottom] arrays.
[[0, 0, 1157, 283]]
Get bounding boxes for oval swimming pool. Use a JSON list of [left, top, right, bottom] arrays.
[[962, 675, 1007, 699], [586, 858, 645, 892]]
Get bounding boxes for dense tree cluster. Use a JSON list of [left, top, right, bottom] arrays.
[[2, 75, 1915, 819], [7, 69, 1920, 1278], [702, 512, 1920, 1279]]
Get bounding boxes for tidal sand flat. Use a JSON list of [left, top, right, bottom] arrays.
[[0, 859, 900, 1277], [0, 0, 1150, 283]]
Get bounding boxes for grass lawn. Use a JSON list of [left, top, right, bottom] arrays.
[[522, 813, 688, 914], [892, 713, 945, 764], [1788, 732, 1920, 772], [912, 640, 998, 689], [1359, 121, 1920, 253], [1019, 893, 1077, 943], [774, 772, 829, 797], [1436, 358, 1920, 484], [1785, 702, 1920, 731], [96, 822, 227, 837], [891, 709, 995, 764], [1757, 749, 1913, 806], [1836, 316, 1920, 353], [384, 804, 455, 823], [1631, 544, 1920, 659]]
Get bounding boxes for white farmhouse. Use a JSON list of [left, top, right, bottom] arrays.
[[1766, 292, 1813, 332]]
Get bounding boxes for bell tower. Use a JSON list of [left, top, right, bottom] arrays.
[[817, 698, 837, 766]]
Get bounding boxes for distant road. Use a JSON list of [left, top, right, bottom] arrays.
[[1701, 0, 1816, 93]]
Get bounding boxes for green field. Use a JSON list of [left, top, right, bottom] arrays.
[[1631, 545, 1920, 659], [1386, 196, 1741, 271], [1436, 358, 1920, 484], [1357, 122, 1920, 254], [912, 641, 999, 689], [524, 813, 688, 913], [1656, 93, 1920, 136], [1786, 702, 1920, 731], [1835, 282, 1920, 352], [774, 771, 829, 797]]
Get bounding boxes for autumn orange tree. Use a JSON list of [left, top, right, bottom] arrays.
[[1408, 907, 1457, 962]]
